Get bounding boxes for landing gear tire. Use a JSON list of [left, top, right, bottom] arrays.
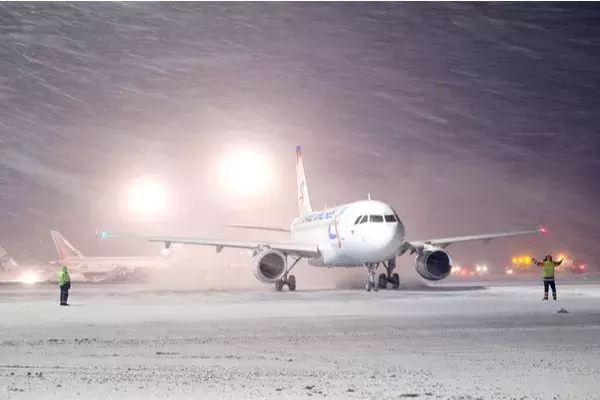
[[378, 273, 388, 289], [275, 280, 284, 292], [391, 273, 400, 289], [274, 256, 301, 292], [378, 259, 400, 290], [275, 275, 296, 292], [288, 275, 296, 292]]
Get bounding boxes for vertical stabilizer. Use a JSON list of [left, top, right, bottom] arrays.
[[296, 145, 314, 217], [50, 231, 84, 260]]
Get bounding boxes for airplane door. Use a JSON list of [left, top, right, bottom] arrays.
[[327, 207, 350, 249]]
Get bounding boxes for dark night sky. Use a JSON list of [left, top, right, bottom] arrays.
[[0, 2, 599, 270]]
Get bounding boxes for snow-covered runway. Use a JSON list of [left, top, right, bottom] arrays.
[[1, 282, 600, 400]]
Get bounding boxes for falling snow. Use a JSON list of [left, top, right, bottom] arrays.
[[0, 3, 599, 268]]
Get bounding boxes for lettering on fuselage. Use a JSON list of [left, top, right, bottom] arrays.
[[298, 209, 339, 225], [97, 263, 140, 270]]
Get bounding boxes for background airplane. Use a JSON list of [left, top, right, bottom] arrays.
[[49, 230, 178, 282], [98, 145, 544, 292]]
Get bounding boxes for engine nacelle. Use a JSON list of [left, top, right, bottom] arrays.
[[415, 249, 453, 281], [252, 249, 287, 284]]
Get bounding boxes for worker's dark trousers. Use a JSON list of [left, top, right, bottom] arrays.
[[543, 278, 557, 300], [59, 283, 70, 305]]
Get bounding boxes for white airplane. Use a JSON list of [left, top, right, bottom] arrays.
[[98, 145, 544, 292], [49, 231, 177, 282]]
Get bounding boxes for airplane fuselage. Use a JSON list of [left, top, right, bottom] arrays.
[[56, 256, 168, 275], [290, 200, 405, 267]]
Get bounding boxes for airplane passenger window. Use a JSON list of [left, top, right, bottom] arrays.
[[369, 215, 384, 223], [384, 214, 397, 222]]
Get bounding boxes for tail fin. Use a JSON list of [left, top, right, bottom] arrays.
[[0, 246, 19, 271], [50, 231, 84, 259], [296, 145, 314, 217]]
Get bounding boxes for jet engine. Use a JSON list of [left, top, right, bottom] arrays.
[[415, 248, 453, 281], [252, 249, 287, 283]]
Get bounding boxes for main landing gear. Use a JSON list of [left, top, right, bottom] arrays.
[[364, 258, 400, 292], [275, 256, 301, 292]]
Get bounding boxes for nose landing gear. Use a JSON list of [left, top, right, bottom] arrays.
[[365, 259, 400, 291], [364, 263, 380, 292]]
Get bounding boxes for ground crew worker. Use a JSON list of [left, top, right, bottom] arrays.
[[58, 265, 71, 306], [532, 254, 562, 300]]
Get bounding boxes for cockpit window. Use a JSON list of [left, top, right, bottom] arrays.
[[384, 214, 397, 223], [359, 215, 368, 224], [354, 216, 362, 225], [369, 215, 384, 223]]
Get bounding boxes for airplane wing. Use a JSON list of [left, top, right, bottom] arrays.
[[226, 224, 290, 233], [401, 226, 545, 253], [96, 231, 320, 258]]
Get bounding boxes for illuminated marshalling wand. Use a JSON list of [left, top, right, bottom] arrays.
[[95, 145, 547, 293]]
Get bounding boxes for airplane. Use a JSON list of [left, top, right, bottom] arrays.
[[97, 145, 544, 292], [49, 230, 178, 282]]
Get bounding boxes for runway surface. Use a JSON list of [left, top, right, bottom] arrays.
[[1, 280, 600, 400]]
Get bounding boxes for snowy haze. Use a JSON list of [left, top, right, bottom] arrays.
[[1, 3, 599, 274]]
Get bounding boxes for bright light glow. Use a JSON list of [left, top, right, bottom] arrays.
[[128, 177, 168, 215], [506, 269, 514, 275], [483, 265, 488, 271], [217, 149, 273, 198], [512, 257, 517, 264], [17, 271, 41, 285], [518, 257, 524, 263], [525, 256, 531, 263]]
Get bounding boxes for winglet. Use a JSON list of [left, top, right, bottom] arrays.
[[96, 229, 109, 240]]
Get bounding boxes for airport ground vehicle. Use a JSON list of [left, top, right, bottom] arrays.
[[473, 262, 490, 276], [570, 259, 587, 275], [451, 263, 490, 277]]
